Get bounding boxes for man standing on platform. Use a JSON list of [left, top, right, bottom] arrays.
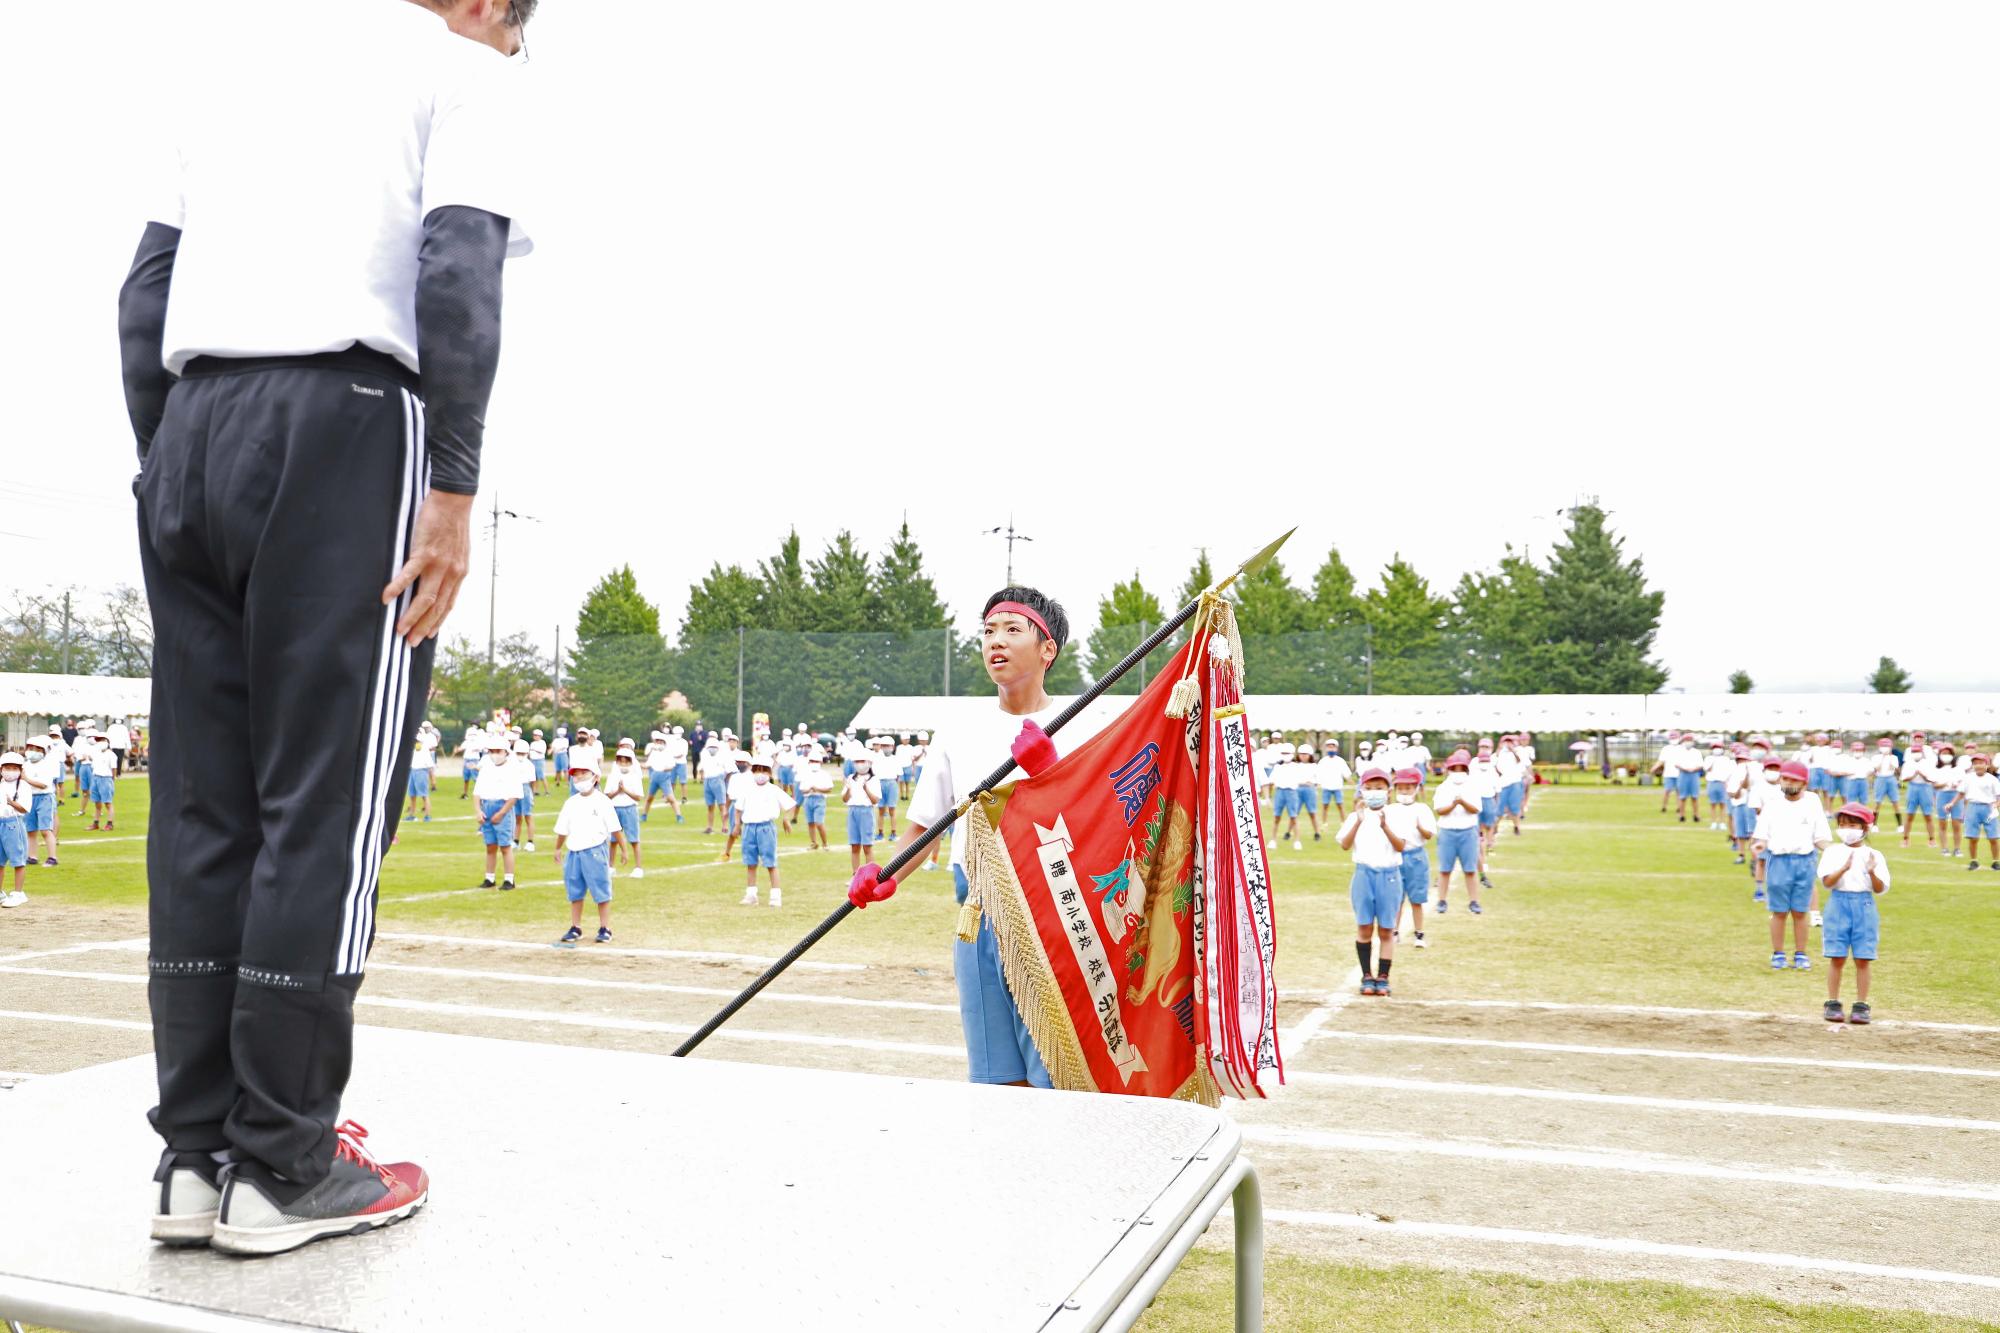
[[120, 0, 534, 1257]]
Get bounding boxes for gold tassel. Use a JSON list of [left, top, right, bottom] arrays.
[[956, 799, 985, 942], [1164, 675, 1201, 719], [1164, 596, 1216, 719]]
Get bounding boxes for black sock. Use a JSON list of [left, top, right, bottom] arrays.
[[1355, 939, 1372, 975], [1378, 957, 1393, 979]]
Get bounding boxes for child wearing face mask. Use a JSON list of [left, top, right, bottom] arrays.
[[1933, 743, 1964, 858], [1961, 753, 2000, 870], [1751, 760, 1832, 971], [1743, 755, 1781, 901], [605, 745, 648, 879], [842, 757, 882, 875], [1337, 769, 1408, 996], [552, 760, 626, 945], [1870, 738, 1903, 832], [1819, 803, 1889, 1024], [1387, 768, 1439, 946], [735, 759, 797, 907], [1900, 735, 1937, 849]]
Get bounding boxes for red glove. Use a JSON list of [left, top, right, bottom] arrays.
[[1011, 720, 1058, 777], [847, 863, 896, 909]]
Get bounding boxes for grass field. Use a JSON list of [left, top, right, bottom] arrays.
[[5, 767, 1999, 1330]]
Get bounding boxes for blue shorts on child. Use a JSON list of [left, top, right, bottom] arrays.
[[1399, 847, 1429, 905], [803, 793, 827, 823], [76, 762, 93, 789], [1298, 786, 1320, 812], [93, 774, 115, 803], [670, 762, 688, 784], [1350, 864, 1402, 928], [478, 799, 514, 846], [407, 769, 430, 798], [878, 779, 899, 809], [1967, 802, 2000, 840], [563, 841, 613, 904], [741, 819, 777, 868], [1730, 804, 1755, 838], [1706, 779, 1726, 804], [952, 865, 1051, 1087], [1436, 825, 1478, 875], [1272, 788, 1298, 818], [517, 786, 534, 817], [1871, 776, 1901, 804], [648, 769, 673, 797], [847, 805, 876, 846], [1499, 782, 1524, 816], [704, 776, 728, 805], [1842, 776, 1868, 803], [1764, 851, 1815, 914], [26, 791, 55, 832], [0, 817, 25, 868], [1905, 781, 1934, 815], [1478, 796, 1499, 828], [615, 805, 641, 844], [1821, 889, 1879, 960]]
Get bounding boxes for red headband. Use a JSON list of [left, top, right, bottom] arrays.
[[987, 601, 1053, 644]]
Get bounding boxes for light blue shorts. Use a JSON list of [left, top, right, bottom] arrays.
[[1765, 852, 1815, 915], [407, 769, 431, 798], [1436, 825, 1479, 875], [1350, 864, 1403, 929], [741, 819, 778, 868], [1821, 890, 1879, 960], [1706, 779, 1727, 804], [704, 776, 728, 806], [1906, 781, 1934, 815], [76, 762, 93, 790], [517, 786, 534, 817], [1399, 848, 1430, 905], [563, 842, 613, 903], [670, 762, 688, 784], [953, 866, 1052, 1087], [532, 758, 546, 781], [1871, 776, 1901, 804], [1939, 793, 1964, 821], [1273, 788, 1299, 818], [648, 769, 674, 798], [1842, 776, 1868, 803], [1677, 772, 1703, 799], [878, 779, 899, 810], [26, 792, 55, 832], [1967, 802, 1999, 840], [1298, 786, 1320, 812], [1499, 782, 1524, 816], [92, 774, 116, 803], [778, 765, 795, 788], [1478, 796, 1499, 828], [1731, 804, 1756, 838], [479, 799, 515, 846], [803, 793, 828, 823], [848, 805, 876, 846], [1808, 767, 1829, 794], [0, 818, 25, 868], [615, 806, 641, 844]]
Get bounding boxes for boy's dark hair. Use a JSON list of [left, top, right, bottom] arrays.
[[983, 586, 1069, 658], [509, 0, 539, 25]]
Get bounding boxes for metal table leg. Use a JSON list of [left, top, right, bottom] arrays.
[[1233, 1163, 1263, 1333]]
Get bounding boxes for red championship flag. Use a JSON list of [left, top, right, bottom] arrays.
[[960, 597, 1283, 1104]]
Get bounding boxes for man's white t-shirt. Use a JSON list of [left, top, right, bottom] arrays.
[[906, 701, 1109, 876], [152, 0, 532, 376]]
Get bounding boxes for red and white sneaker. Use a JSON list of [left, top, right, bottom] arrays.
[[150, 1149, 225, 1245], [210, 1121, 427, 1257]]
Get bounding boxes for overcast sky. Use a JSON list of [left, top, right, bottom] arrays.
[[6, 1, 1994, 692]]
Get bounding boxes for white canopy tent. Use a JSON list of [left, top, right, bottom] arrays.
[[0, 673, 151, 749], [847, 692, 2000, 739]]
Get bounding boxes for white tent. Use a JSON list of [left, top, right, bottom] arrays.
[[1, 673, 151, 748], [847, 692, 2000, 738]]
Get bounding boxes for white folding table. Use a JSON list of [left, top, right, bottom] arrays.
[[0, 1026, 1261, 1332]]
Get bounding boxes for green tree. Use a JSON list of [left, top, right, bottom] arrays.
[[870, 522, 948, 633], [756, 532, 814, 632], [0, 590, 102, 675], [1448, 548, 1548, 694], [428, 632, 551, 732], [806, 532, 876, 631], [1176, 549, 1216, 611], [1363, 556, 1454, 693], [672, 562, 762, 725], [1534, 504, 1667, 694], [1729, 669, 1753, 694], [1083, 573, 1166, 694], [1309, 545, 1365, 628], [1233, 556, 1324, 692], [1868, 656, 1912, 693], [569, 566, 671, 740]]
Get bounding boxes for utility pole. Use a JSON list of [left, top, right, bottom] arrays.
[[942, 627, 951, 696], [552, 623, 562, 732], [735, 626, 746, 738], [59, 591, 72, 675], [1363, 623, 1374, 696], [982, 516, 1035, 584], [485, 494, 541, 664]]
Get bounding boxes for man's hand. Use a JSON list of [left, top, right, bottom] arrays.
[[383, 490, 475, 645]]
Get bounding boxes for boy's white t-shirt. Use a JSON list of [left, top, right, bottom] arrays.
[[1960, 771, 2000, 805], [472, 762, 519, 801], [841, 774, 881, 808], [664, 735, 690, 764], [1724, 760, 1752, 803], [1900, 749, 1929, 782], [1703, 752, 1732, 781], [1384, 796, 1437, 846], [735, 782, 797, 824], [1271, 760, 1303, 791], [905, 699, 1108, 875], [698, 748, 734, 781], [1817, 844, 1890, 895], [508, 755, 534, 788], [409, 740, 436, 772], [1316, 753, 1352, 789], [1338, 807, 1403, 868], [1432, 773, 1482, 829], [1874, 750, 1899, 778], [800, 764, 833, 795], [555, 790, 620, 851], [1754, 791, 1831, 854], [1493, 748, 1525, 786], [528, 737, 546, 761], [604, 764, 645, 806], [645, 742, 673, 773]]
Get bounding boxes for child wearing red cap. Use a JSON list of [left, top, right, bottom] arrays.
[[1900, 735, 1938, 848], [1387, 768, 1437, 946], [1338, 768, 1407, 995], [1819, 803, 1889, 1024], [1722, 744, 1756, 866], [1743, 754, 1784, 900], [1933, 743, 1965, 858], [1869, 737, 1903, 832], [1752, 760, 1831, 969], [1962, 753, 2000, 870], [1432, 751, 1484, 915]]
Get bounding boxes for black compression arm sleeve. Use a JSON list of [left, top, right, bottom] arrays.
[[118, 222, 181, 460], [415, 205, 510, 496]]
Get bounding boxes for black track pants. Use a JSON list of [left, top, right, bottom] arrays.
[[138, 349, 432, 1184]]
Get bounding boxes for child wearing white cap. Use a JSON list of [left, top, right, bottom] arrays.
[[510, 739, 538, 852], [697, 737, 733, 835], [1315, 741, 1351, 819], [19, 737, 59, 867], [841, 754, 882, 874], [1, 752, 32, 906], [403, 728, 436, 823], [529, 729, 549, 795], [605, 744, 647, 878], [873, 737, 901, 840], [552, 758, 625, 946], [736, 758, 797, 907], [86, 730, 118, 831], [642, 730, 684, 824], [472, 737, 521, 890], [798, 749, 834, 850], [1900, 735, 1938, 848]]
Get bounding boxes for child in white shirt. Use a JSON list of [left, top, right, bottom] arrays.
[[736, 759, 799, 907], [1271, 750, 1308, 849], [1751, 761, 1831, 971], [841, 758, 882, 874], [552, 761, 626, 945], [0, 753, 31, 906], [509, 740, 538, 852], [798, 756, 834, 850], [1386, 767, 1439, 946], [1960, 752, 2000, 870], [1337, 768, 1408, 996], [1702, 742, 1732, 830], [472, 738, 522, 890], [1431, 752, 1483, 915], [18, 737, 58, 868], [1933, 743, 1965, 857], [605, 748, 648, 878], [1315, 743, 1352, 818], [1819, 803, 1889, 1025]]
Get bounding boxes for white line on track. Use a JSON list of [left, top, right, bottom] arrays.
[[1239, 1124, 2000, 1203], [0, 939, 146, 966], [1390, 997, 2000, 1035], [1252, 1209, 2000, 1291], [370, 931, 866, 972], [1279, 1070, 2000, 1133], [1280, 970, 1360, 1054], [0, 962, 954, 1016], [1307, 1029, 2000, 1079]]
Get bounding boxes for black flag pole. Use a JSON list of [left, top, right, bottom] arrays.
[[670, 529, 1294, 1057]]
